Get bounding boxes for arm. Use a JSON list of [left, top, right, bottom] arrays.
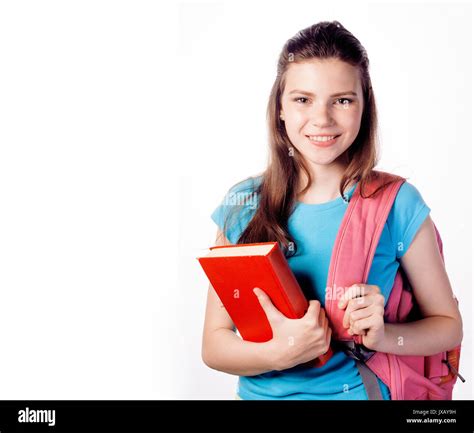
[[375, 215, 463, 356], [201, 229, 278, 376]]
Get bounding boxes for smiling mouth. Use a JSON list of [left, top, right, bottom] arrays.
[[306, 134, 341, 142]]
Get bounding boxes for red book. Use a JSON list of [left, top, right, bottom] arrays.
[[197, 241, 333, 368]]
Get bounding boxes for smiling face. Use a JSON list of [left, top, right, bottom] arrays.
[[280, 58, 364, 167]]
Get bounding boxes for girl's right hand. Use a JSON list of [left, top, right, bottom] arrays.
[[253, 287, 332, 371]]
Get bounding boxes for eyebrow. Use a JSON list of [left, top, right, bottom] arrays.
[[288, 90, 358, 97]]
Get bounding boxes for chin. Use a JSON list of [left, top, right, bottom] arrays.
[[305, 156, 341, 166], [302, 146, 345, 164]]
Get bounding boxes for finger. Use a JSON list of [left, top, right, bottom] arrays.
[[307, 299, 321, 314], [344, 294, 386, 328], [350, 315, 381, 335], [342, 296, 371, 329], [253, 287, 284, 324], [338, 284, 380, 310], [347, 304, 379, 328], [348, 327, 366, 336], [305, 299, 321, 320], [318, 307, 327, 328], [338, 284, 368, 310]]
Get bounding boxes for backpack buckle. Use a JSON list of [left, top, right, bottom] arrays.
[[334, 340, 375, 363]]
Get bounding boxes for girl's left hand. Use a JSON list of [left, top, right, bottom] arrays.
[[337, 284, 386, 351]]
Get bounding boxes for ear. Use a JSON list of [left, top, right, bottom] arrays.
[[279, 111, 285, 121]]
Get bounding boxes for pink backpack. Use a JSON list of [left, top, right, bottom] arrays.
[[324, 170, 464, 400]]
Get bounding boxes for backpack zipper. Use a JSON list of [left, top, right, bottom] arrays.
[[442, 359, 466, 382]]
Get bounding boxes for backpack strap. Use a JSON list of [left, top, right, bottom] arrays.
[[325, 170, 406, 399], [355, 360, 383, 399], [326, 170, 405, 342]]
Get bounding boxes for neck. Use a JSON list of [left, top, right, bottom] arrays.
[[297, 157, 353, 204]]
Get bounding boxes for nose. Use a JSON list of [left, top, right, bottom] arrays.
[[309, 101, 334, 128]]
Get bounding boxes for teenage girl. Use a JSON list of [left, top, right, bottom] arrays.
[[201, 21, 462, 400]]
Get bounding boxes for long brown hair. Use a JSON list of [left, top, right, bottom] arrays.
[[222, 21, 392, 256]]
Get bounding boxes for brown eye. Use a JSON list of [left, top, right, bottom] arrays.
[[336, 98, 353, 105], [294, 97, 309, 104]]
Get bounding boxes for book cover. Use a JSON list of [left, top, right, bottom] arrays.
[[197, 241, 332, 368]]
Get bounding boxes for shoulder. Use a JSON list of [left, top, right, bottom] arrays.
[[210, 174, 263, 243], [220, 175, 262, 209], [393, 181, 427, 210], [227, 175, 263, 195], [387, 180, 431, 259]]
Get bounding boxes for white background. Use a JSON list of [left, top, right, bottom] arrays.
[[0, 0, 472, 400]]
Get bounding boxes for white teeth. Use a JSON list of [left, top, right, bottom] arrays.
[[309, 135, 337, 142]]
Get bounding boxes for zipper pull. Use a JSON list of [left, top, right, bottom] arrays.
[[442, 359, 466, 382]]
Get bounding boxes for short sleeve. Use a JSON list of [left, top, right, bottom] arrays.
[[386, 181, 431, 259], [210, 176, 261, 244]]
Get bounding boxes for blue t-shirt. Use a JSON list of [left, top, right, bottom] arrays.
[[210, 175, 431, 400]]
